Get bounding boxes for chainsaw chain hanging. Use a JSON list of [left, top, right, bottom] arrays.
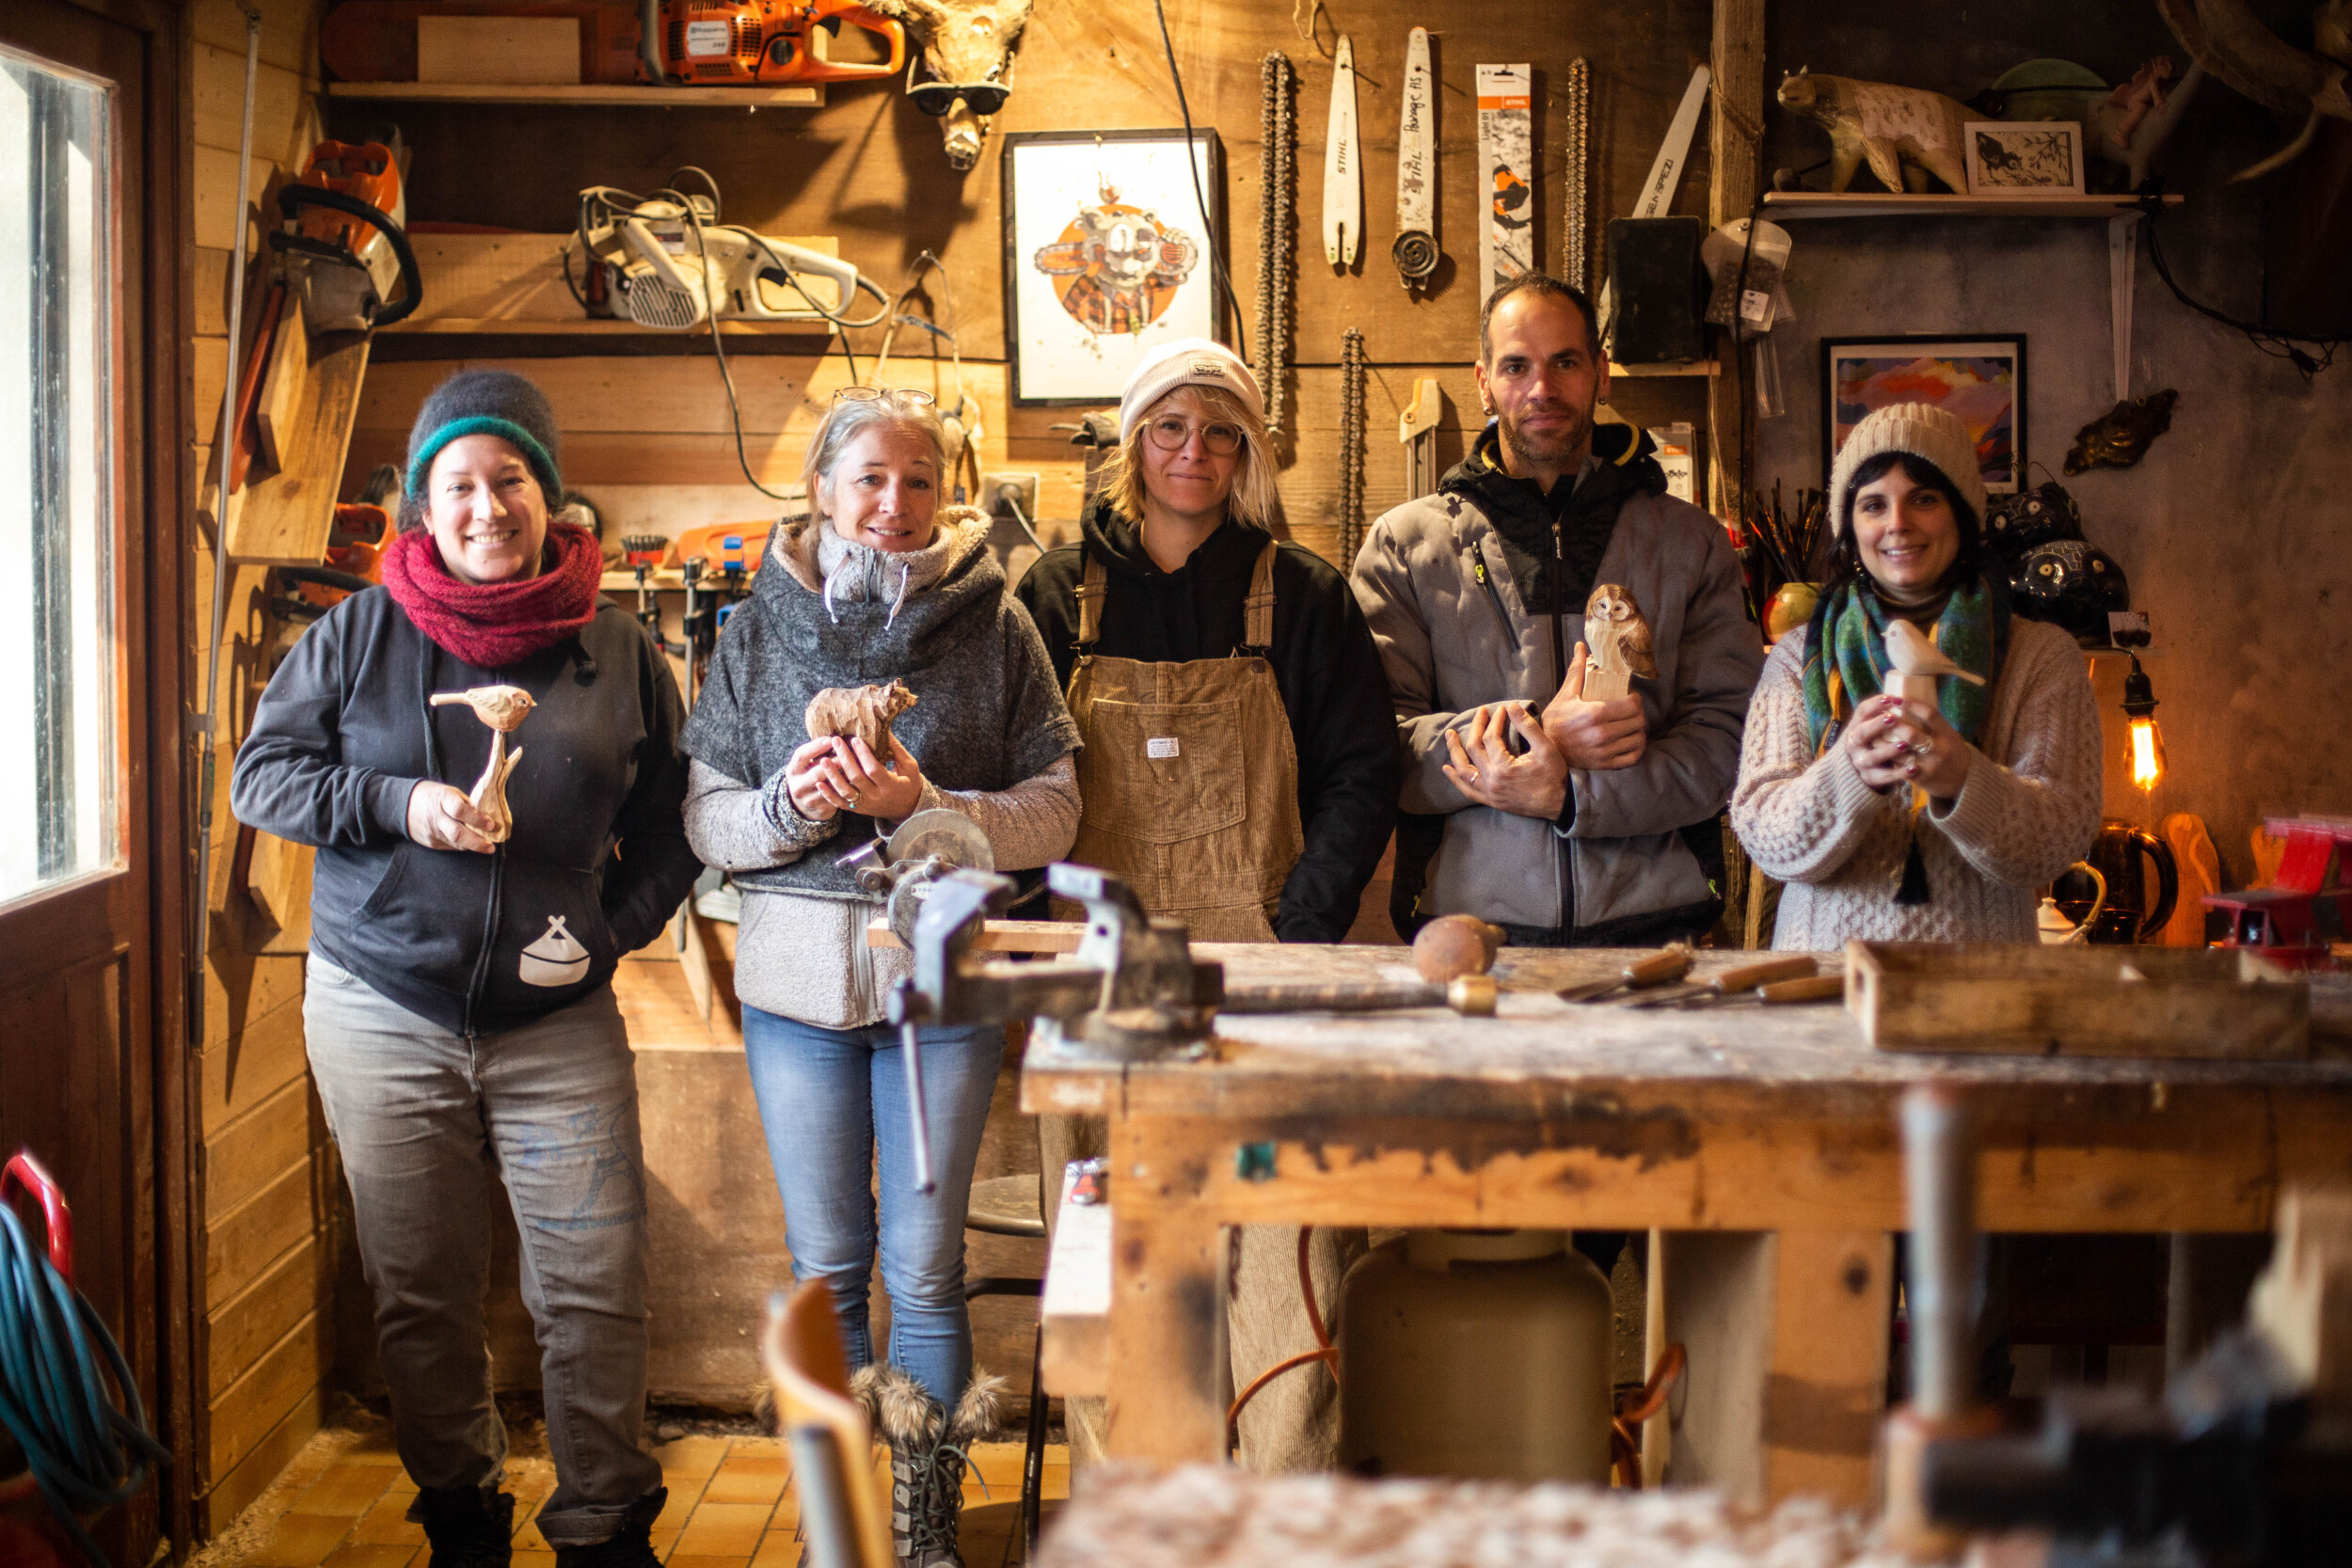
[[1563, 58, 1591, 293], [1258, 51, 1297, 436], [1339, 326, 1367, 566]]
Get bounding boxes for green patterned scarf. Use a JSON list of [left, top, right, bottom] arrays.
[[1799, 573, 2010, 906], [1801, 573, 2009, 756]]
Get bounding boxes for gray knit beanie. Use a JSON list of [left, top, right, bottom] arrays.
[[1827, 402, 1988, 536], [403, 369, 564, 507]]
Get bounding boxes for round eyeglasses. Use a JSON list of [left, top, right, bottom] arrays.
[[1144, 416, 1245, 455], [833, 386, 937, 407]]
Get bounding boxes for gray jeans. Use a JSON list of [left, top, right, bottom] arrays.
[[304, 956, 663, 1544]]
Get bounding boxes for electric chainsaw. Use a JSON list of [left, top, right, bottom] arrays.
[[575, 183, 867, 329]]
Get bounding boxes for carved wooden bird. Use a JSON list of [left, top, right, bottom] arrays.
[[430, 685, 537, 734], [1883, 619, 1986, 685]]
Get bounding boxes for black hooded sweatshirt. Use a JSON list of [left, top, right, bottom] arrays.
[[1015, 501, 1400, 943], [230, 589, 700, 1035]]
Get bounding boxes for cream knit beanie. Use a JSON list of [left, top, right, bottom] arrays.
[[1827, 403, 1988, 536], [1118, 338, 1264, 443]]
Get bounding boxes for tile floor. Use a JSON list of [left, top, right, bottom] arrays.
[[203, 1425, 1068, 1568]]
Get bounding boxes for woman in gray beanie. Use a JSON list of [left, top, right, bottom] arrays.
[[681, 388, 1080, 1568], [1730, 402, 2100, 945], [232, 368, 698, 1568]]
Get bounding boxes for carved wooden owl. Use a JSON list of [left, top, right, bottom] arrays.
[[1582, 583, 1658, 679]]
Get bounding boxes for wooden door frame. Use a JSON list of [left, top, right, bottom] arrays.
[[3, 0, 195, 1554]]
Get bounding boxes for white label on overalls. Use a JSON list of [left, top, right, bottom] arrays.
[[684, 19, 732, 55], [1147, 736, 1180, 759]]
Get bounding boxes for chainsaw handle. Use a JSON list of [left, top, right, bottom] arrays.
[[787, 1, 906, 82], [3, 1150, 74, 1283], [274, 183, 423, 328]]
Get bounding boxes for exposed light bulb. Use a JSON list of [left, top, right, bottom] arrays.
[[2121, 655, 2165, 793]]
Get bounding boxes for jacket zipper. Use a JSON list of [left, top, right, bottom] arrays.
[[1469, 541, 1516, 644], [1549, 519, 1569, 702], [463, 846, 504, 1037]]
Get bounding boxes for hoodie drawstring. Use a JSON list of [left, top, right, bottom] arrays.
[[821, 552, 917, 628]]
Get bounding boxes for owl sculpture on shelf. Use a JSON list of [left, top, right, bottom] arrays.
[[1581, 583, 1656, 703]]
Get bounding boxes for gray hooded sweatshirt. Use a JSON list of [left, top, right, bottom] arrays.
[[1351, 426, 1765, 938]]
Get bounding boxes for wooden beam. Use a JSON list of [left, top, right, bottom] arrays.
[[1707, 0, 1766, 522], [1763, 1229, 1892, 1505]]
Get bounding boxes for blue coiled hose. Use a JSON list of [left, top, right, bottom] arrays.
[[0, 1203, 168, 1566]]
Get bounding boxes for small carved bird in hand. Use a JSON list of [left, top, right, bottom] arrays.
[[430, 684, 537, 734], [1883, 619, 1985, 686]]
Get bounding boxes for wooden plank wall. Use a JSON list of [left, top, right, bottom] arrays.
[[187, 0, 342, 1539], [341, 0, 1718, 563]]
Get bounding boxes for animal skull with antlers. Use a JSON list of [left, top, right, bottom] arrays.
[[2158, 0, 2352, 180], [869, 0, 1034, 171]]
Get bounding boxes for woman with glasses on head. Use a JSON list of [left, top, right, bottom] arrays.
[[680, 386, 1080, 1567], [1013, 340, 1398, 1471]]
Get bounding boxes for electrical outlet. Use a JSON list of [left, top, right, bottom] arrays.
[[982, 471, 1040, 525]]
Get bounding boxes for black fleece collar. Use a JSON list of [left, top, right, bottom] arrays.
[[1437, 420, 1666, 614]]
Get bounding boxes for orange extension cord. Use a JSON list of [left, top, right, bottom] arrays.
[[1225, 1227, 1337, 1442]]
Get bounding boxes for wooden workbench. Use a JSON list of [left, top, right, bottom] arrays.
[[1019, 944, 2352, 1507]]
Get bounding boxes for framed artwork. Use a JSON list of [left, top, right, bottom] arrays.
[[1822, 335, 2028, 496], [1001, 128, 1226, 405], [1963, 121, 2085, 195]]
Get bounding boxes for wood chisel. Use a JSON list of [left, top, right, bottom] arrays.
[[1618, 955, 1820, 1008], [1392, 26, 1438, 289], [1557, 943, 1693, 1004], [1323, 34, 1361, 268], [1672, 974, 1847, 1008]]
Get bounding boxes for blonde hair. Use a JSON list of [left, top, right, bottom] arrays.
[[800, 393, 952, 522], [1098, 385, 1279, 530]]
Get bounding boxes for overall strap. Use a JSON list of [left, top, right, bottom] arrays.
[[1075, 549, 1106, 648], [1238, 541, 1277, 656]]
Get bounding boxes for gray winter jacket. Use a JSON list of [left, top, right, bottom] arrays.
[[1351, 436, 1765, 937]]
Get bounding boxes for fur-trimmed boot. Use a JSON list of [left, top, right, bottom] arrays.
[[850, 1364, 1004, 1568]]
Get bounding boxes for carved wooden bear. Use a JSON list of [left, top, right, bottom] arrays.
[[1776, 69, 1971, 195], [804, 680, 919, 754]]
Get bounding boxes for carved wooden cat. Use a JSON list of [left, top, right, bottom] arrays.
[[1777, 69, 1972, 195]]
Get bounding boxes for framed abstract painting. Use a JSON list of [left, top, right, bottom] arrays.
[[1821, 335, 2028, 496], [1001, 129, 1227, 405]]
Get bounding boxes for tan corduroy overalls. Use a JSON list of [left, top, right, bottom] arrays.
[[1043, 540, 1359, 1473], [1057, 541, 1304, 940]]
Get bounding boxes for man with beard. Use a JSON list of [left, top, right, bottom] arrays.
[[1353, 274, 1764, 952]]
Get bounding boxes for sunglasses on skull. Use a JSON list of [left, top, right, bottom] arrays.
[[905, 57, 1010, 118]]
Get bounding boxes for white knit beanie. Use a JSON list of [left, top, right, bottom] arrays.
[[1117, 338, 1264, 443], [1827, 403, 1989, 536]]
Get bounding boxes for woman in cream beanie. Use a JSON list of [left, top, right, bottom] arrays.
[[1730, 402, 2100, 945]]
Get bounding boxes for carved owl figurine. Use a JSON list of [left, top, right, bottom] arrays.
[[1582, 583, 1658, 679]]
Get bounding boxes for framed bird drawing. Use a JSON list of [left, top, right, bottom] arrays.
[[1581, 583, 1656, 703]]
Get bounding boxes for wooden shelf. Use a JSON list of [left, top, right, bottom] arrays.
[[1762, 192, 2184, 220], [382, 231, 844, 338], [1609, 359, 1721, 377], [327, 80, 824, 108]]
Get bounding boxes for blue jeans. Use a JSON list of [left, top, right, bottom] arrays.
[[740, 1007, 1003, 1405], [303, 957, 663, 1546]]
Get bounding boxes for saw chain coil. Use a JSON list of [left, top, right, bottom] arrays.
[[1339, 326, 1367, 567], [1564, 58, 1591, 293], [1258, 52, 1297, 436]]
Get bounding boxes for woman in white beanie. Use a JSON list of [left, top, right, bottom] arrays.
[[1730, 402, 2100, 945], [1013, 340, 1398, 1470]]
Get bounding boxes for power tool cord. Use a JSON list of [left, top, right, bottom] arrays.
[[0, 1204, 168, 1567], [1152, 0, 1242, 351]]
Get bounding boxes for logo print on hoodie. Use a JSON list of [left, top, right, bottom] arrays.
[[518, 915, 591, 988]]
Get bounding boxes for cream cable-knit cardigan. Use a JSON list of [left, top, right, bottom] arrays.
[[1730, 615, 2103, 949]]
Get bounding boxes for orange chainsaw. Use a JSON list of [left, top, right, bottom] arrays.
[[639, 0, 905, 86]]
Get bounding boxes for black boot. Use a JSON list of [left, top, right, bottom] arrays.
[[412, 1486, 515, 1568], [551, 1487, 668, 1568], [852, 1365, 1004, 1568]]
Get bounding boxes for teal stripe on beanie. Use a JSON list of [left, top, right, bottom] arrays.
[[405, 415, 563, 500]]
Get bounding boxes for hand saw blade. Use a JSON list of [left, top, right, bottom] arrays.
[[1323, 33, 1361, 267], [1596, 62, 1712, 349], [1393, 26, 1436, 278]]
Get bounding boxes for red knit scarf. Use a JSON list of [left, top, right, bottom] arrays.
[[382, 519, 605, 669]]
